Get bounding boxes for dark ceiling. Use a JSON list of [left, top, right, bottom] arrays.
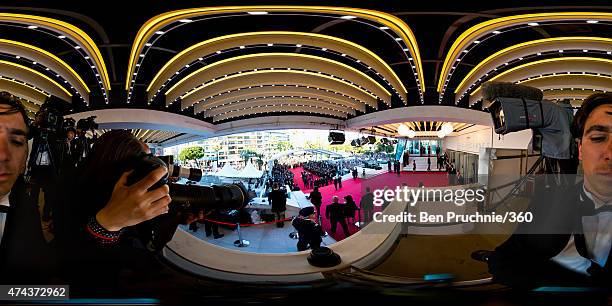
[[1, 1, 611, 124]]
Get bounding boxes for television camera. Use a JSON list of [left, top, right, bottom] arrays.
[[484, 82, 577, 176]]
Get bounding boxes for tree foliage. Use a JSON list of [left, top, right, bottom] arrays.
[[275, 141, 294, 152], [178, 146, 205, 162]]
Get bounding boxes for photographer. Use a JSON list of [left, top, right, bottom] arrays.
[[28, 106, 65, 222], [0, 92, 52, 284], [486, 93, 612, 289], [54, 130, 173, 295]]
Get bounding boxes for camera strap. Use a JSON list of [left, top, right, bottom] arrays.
[[520, 98, 530, 129], [537, 99, 544, 128]]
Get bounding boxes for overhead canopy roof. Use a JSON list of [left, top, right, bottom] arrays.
[[0, 2, 609, 133]]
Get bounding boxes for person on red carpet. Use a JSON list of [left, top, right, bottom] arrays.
[[325, 196, 350, 236]]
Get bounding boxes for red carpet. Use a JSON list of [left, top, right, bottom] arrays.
[[314, 171, 449, 241]]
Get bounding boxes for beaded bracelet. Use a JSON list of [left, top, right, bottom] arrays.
[[86, 216, 122, 245]]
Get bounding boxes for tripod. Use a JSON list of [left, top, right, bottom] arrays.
[[27, 131, 63, 222]]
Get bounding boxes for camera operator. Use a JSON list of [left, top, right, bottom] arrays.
[[485, 93, 611, 289], [0, 92, 53, 284], [54, 130, 173, 296], [28, 106, 65, 222]]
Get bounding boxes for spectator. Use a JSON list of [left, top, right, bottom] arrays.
[[309, 186, 323, 214], [268, 183, 287, 228], [202, 208, 224, 239], [344, 195, 359, 224], [326, 196, 350, 237], [413, 160, 416, 172], [361, 187, 374, 223]]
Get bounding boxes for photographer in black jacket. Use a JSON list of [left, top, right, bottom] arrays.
[[54, 130, 172, 296]]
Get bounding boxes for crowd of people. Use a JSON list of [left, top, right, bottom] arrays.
[[299, 170, 317, 189], [269, 163, 296, 190], [303, 160, 337, 188]]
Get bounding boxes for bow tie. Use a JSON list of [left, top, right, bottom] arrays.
[[0, 205, 8, 213], [580, 190, 612, 216], [592, 205, 612, 215]]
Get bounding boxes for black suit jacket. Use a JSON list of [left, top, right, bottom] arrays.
[[488, 181, 610, 289], [0, 176, 54, 284]]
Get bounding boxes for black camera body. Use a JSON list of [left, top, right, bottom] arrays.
[[126, 154, 252, 251], [77, 116, 99, 132]]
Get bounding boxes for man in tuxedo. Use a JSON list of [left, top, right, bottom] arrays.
[[325, 196, 350, 237], [0, 92, 52, 284], [486, 93, 612, 288]]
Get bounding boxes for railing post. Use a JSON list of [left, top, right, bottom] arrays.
[[233, 223, 250, 247]]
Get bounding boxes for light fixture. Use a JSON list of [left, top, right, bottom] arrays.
[[398, 124, 410, 136], [178, 19, 193, 23], [587, 20, 599, 24], [528, 22, 539, 26], [155, 31, 165, 35], [27, 25, 38, 29], [341, 15, 357, 19], [437, 130, 445, 138], [441, 122, 454, 135], [407, 129, 416, 138], [247, 11, 268, 15]]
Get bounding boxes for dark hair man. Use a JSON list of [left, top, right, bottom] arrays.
[[487, 93, 612, 289], [0, 92, 51, 283], [0, 91, 171, 285]]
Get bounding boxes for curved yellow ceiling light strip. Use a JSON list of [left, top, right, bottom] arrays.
[[183, 74, 376, 110], [438, 12, 612, 93], [0, 39, 91, 94], [0, 77, 49, 104], [177, 69, 378, 107], [213, 104, 349, 122], [193, 87, 366, 114], [165, 52, 391, 102], [516, 73, 612, 86], [146, 31, 407, 99], [0, 76, 49, 97], [455, 36, 612, 96], [0, 60, 72, 98], [470, 57, 612, 97], [0, 13, 110, 91], [204, 97, 356, 117], [127, 6, 423, 93]]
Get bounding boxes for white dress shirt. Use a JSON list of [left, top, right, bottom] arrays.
[[0, 192, 10, 243], [552, 186, 612, 275]]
